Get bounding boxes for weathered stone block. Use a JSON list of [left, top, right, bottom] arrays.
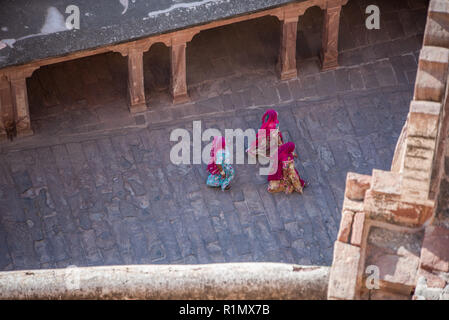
[[419, 46, 449, 70], [408, 101, 441, 138], [420, 225, 449, 273], [414, 46, 449, 102], [405, 145, 434, 159], [424, 0, 449, 48], [401, 176, 431, 201], [403, 154, 434, 171], [407, 136, 438, 150], [365, 227, 424, 294], [363, 189, 400, 222], [364, 187, 434, 227], [328, 241, 361, 300], [350, 212, 366, 247], [402, 167, 433, 181], [371, 169, 402, 195], [345, 172, 371, 201], [342, 197, 364, 213], [417, 268, 447, 289], [391, 200, 421, 224], [337, 210, 354, 243], [414, 70, 445, 102]]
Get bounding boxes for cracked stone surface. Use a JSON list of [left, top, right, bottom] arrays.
[[0, 0, 428, 271]]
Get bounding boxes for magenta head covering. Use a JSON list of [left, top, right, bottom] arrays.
[[207, 136, 226, 175], [247, 109, 280, 153], [261, 109, 279, 129]]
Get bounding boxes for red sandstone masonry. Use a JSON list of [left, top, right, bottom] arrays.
[[414, 46, 449, 102], [420, 226, 449, 273], [337, 211, 354, 243], [327, 241, 361, 300], [328, 0, 449, 300], [417, 268, 447, 289], [345, 173, 371, 201], [423, 0, 449, 49], [350, 212, 365, 247]]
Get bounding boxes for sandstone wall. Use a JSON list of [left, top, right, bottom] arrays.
[[328, 0, 449, 300]]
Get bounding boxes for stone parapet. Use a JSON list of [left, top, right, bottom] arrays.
[[0, 263, 329, 300]]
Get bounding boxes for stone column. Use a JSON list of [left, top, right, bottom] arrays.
[[7, 67, 37, 137], [278, 16, 299, 80], [126, 48, 147, 113], [170, 41, 190, 104], [320, 6, 342, 71], [0, 75, 12, 140], [0, 103, 4, 140]]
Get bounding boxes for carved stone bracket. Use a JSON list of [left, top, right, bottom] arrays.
[[0, 65, 39, 137]]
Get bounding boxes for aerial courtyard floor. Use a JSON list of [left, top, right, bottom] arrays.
[[0, 0, 428, 270]]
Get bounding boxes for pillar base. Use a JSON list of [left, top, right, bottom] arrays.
[[16, 128, 34, 137], [0, 132, 7, 142], [129, 102, 147, 114], [280, 68, 297, 81], [320, 52, 339, 71], [172, 93, 190, 105]]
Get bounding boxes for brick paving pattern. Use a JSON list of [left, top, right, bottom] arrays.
[[0, 0, 428, 270]]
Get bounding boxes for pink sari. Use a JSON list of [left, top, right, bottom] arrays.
[[268, 142, 305, 187]]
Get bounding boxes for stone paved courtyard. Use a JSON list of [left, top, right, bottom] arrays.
[[0, 0, 428, 270]]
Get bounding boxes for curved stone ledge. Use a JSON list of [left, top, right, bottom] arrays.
[[0, 263, 329, 300]]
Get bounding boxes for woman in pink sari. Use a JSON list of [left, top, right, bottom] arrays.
[[206, 136, 235, 191], [247, 109, 284, 159], [267, 142, 306, 194]]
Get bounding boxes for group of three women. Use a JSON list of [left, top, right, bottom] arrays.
[[206, 109, 307, 194]]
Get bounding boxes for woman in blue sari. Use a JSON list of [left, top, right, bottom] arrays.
[[206, 136, 235, 191]]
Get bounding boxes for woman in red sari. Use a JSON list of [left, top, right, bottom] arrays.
[[247, 109, 284, 159], [267, 142, 306, 194]]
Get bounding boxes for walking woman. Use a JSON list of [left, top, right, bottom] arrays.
[[247, 109, 284, 159], [267, 142, 306, 194], [206, 136, 235, 191]]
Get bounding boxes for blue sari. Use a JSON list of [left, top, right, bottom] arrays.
[[206, 149, 235, 190]]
